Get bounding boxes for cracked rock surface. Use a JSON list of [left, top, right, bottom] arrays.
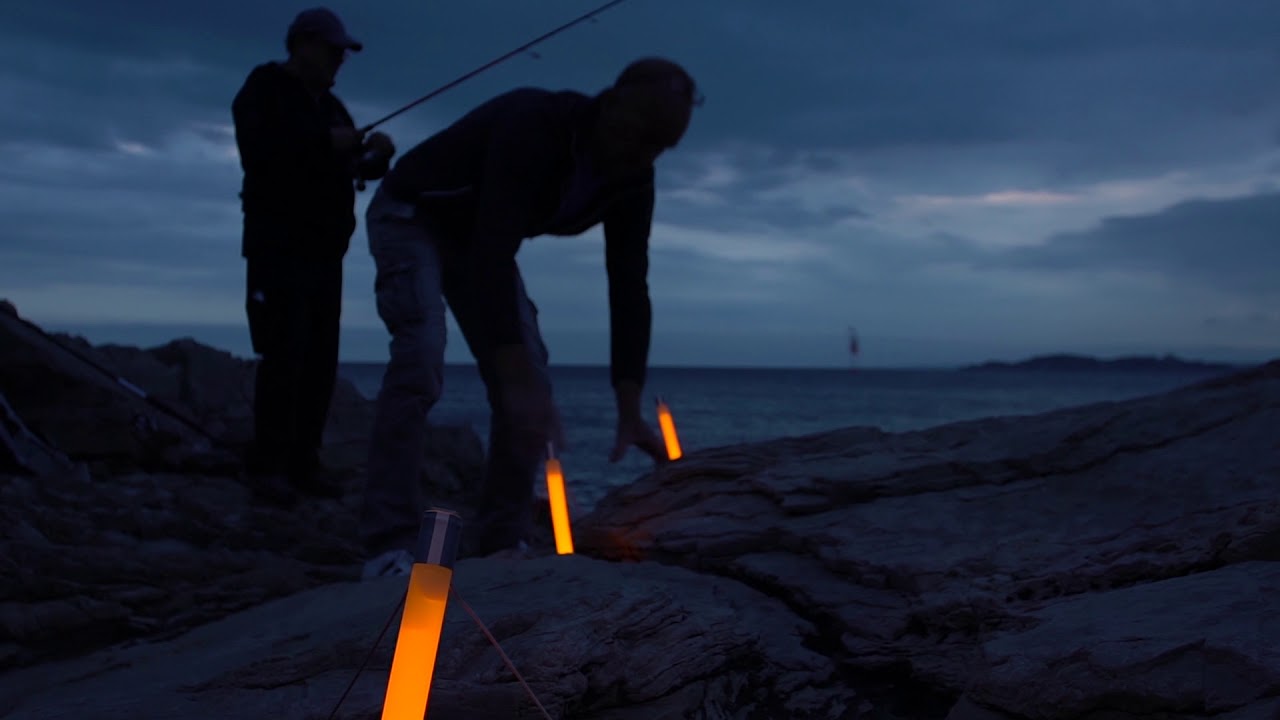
[[0, 556, 858, 720], [578, 360, 1280, 719], [3, 297, 1277, 720], [948, 561, 1280, 720]]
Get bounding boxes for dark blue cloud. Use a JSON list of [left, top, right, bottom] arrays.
[[7, 0, 1280, 162], [997, 192, 1280, 295], [3, 0, 1280, 365]]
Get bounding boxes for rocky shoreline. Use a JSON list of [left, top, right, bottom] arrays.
[[1, 300, 1277, 719]]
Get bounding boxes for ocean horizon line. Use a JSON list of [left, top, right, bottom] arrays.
[[341, 360, 885, 372], [338, 356, 1254, 374], [18, 316, 1272, 370]]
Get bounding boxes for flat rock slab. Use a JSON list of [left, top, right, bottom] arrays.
[[949, 561, 1280, 720], [578, 362, 1280, 716], [0, 555, 857, 720]]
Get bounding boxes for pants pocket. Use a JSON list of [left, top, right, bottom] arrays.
[[375, 260, 428, 334]]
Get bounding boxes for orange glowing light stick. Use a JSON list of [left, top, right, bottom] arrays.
[[656, 396, 683, 461], [545, 443, 575, 555], [380, 508, 462, 720]]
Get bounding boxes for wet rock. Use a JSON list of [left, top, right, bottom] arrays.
[[948, 561, 1280, 720], [577, 360, 1280, 718], [0, 556, 858, 720]]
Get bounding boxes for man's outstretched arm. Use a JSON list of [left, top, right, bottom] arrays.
[[601, 178, 655, 425]]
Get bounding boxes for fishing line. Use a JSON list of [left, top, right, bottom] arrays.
[[353, 0, 631, 190], [4, 310, 229, 451], [359, 0, 630, 134], [325, 586, 552, 719]]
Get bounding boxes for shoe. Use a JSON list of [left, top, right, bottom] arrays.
[[362, 549, 414, 580]]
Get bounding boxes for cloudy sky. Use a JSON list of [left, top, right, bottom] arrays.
[[2, 0, 1279, 368]]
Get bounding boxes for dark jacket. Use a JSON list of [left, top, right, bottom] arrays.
[[231, 62, 363, 261], [383, 87, 655, 389]]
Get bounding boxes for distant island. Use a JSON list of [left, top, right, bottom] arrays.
[[960, 353, 1244, 373]]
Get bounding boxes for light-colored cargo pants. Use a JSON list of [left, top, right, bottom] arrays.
[[358, 183, 552, 559]]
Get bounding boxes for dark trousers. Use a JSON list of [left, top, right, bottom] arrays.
[[244, 251, 343, 480]]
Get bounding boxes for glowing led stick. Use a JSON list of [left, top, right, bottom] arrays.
[[656, 396, 683, 461], [380, 508, 462, 720], [545, 443, 575, 555]]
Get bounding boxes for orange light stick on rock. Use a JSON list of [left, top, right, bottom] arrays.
[[380, 508, 461, 720], [656, 396, 683, 461], [545, 443, 575, 555]]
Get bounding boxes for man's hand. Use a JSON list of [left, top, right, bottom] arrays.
[[609, 413, 665, 463], [354, 131, 395, 182], [363, 131, 395, 160], [608, 379, 664, 463], [330, 126, 364, 153]]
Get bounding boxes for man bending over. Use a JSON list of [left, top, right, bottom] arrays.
[[359, 57, 698, 577]]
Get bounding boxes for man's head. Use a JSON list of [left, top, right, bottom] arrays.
[[592, 57, 699, 177], [285, 7, 362, 90]]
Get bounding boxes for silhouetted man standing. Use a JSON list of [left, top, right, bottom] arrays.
[[231, 7, 395, 504], [358, 57, 699, 578]]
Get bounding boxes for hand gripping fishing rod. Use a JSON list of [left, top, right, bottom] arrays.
[[353, 0, 630, 190]]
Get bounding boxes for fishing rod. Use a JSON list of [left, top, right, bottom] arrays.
[[5, 310, 230, 451], [352, 0, 630, 190], [359, 0, 631, 135]]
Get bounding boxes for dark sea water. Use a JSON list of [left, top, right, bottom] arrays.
[[337, 363, 1232, 511]]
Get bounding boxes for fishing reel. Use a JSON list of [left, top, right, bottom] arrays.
[[347, 0, 631, 192], [353, 147, 378, 192]]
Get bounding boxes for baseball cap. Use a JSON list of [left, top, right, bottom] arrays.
[[286, 7, 363, 52]]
